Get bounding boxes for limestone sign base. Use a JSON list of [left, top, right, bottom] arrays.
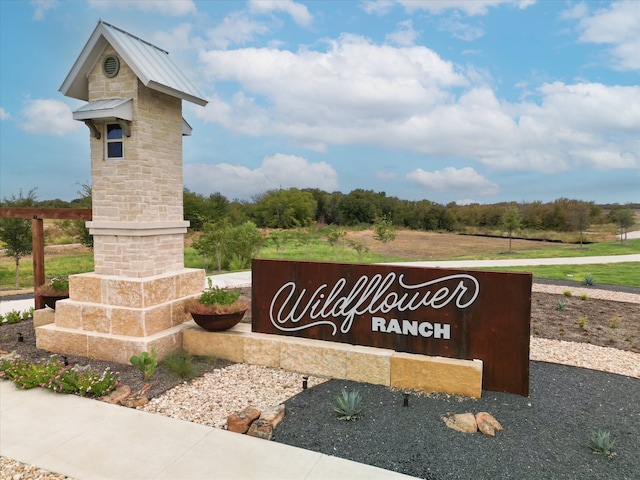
[[182, 322, 483, 398], [36, 268, 205, 363]]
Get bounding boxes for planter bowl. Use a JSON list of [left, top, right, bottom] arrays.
[[40, 295, 69, 310], [190, 308, 248, 331]]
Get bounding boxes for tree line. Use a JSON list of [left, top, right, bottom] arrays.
[[182, 188, 636, 235], [2, 186, 637, 235], [1, 187, 636, 286]]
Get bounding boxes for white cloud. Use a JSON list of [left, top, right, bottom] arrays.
[[0, 108, 10, 120], [395, 0, 529, 16], [31, 0, 57, 20], [407, 167, 500, 195], [87, 0, 196, 16], [153, 23, 204, 52], [438, 14, 485, 41], [198, 34, 468, 140], [18, 99, 82, 136], [386, 20, 419, 46], [363, 0, 534, 16], [566, 0, 640, 71], [184, 154, 338, 199], [196, 36, 639, 176], [248, 0, 313, 26], [206, 12, 270, 49], [361, 0, 396, 16]]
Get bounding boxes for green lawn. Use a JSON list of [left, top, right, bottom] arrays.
[[2, 237, 638, 290]]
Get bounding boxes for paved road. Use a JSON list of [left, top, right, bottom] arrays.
[[386, 253, 640, 268], [2, 254, 638, 315]]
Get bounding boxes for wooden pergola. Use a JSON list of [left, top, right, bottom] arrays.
[[0, 208, 92, 309]]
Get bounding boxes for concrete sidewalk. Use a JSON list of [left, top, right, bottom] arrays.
[[0, 381, 415, 480]]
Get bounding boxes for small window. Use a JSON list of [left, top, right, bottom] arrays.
[[106, 124, 123, 158]]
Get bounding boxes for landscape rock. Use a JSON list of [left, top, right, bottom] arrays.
[[120, 395, 149, 408], [227, 406, 261, 434], [135, 383, 152, 396], [259, 404, 285, 428], [442, 412, 478, 433], [476, 412, 503, 436], [101, 385, 132, 404], [247, 419, 274, 440]]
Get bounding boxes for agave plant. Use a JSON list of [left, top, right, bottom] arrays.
[[332, 387, 363, 421], [587, 429, 616, 457]]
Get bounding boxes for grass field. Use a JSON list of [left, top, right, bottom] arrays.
[[1, 229, 638, 291]]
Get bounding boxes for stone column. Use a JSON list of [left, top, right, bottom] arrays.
[[37, 48, 205, 363]]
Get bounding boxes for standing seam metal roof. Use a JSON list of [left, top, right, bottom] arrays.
[[60, 20, 207, 106]]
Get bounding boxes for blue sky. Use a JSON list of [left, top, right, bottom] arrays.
[[1, 0, 638, 206]]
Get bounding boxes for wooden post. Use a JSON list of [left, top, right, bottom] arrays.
[[0, 208, 91, 308], [32, 216, 45, 309]]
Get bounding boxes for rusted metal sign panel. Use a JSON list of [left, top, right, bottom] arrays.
[[252, 259, 531, 396]]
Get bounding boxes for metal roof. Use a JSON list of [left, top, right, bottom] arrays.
[[72, 98, 133, 121], [60, 20, 207, 106]]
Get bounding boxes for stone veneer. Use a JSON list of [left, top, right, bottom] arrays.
[[37, 269, 205, 364], [38, 42, 206, 363], [86, 45, 187, 278], [182, 323, 484, 398]]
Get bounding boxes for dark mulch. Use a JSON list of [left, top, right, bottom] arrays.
[[0, 318, 231, 399], [275, 363, 639, 479]]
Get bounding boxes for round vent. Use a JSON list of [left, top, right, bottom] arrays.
[[103, 55, 120, 78]]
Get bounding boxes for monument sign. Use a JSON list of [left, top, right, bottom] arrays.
[[252, 259, 532, 396]]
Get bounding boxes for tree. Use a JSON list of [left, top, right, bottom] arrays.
[[183, 189, 229, 231], [373, 214, 397, 261], [0, 188, 37, 288], [336, 189, 381, 226], [226, 221, 264, 269], [501, 207, 522, 254], [324, 225, 346, 260], [59, 182, 93, 248], [567, 203, 591, 249], [609, 207, 635, 244], [252, 188, 316, 229], [192, 219, 232, 271]]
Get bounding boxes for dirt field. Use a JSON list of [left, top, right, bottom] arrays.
[[345, 229, 578, 260]]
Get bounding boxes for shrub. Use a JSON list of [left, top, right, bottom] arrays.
[[583, 275, 594, 286], [161, 350, 209, 380], [580, 293, 588, 301], [130, 346, 157, 381], [610, 317, 619, 329], [4, 310, 23, 324], [59, 366, 120, 397], [186, 278, 248, 315], [563, 290, 572, 297], [332, 387, 363, 421], [199, 282, 240, 307], [0, 355, 119, 397], [35, 277, 69, 296], [577, 316, 587, 330]]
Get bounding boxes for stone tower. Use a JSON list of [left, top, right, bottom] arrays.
[[36, 21, 208, 363]]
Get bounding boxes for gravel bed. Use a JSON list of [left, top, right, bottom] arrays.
[[532, 283, 640, 303], [138, 363, 327, 428]]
